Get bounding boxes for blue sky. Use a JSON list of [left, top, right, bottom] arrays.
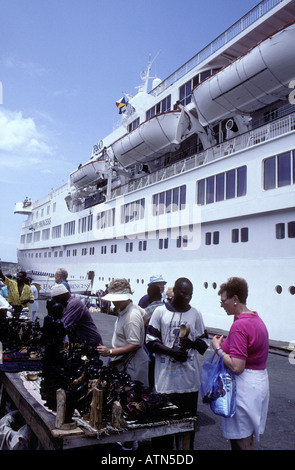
[[0, 0, 259, 263]]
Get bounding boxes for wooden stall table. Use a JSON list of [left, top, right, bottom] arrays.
[[0, 372, 196, 450]]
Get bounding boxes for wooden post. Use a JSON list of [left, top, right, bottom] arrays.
[[55, 389, 76, 430], [89, 388, 103, 430]]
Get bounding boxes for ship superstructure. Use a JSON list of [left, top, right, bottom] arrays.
[[15, 0, 295, 342]]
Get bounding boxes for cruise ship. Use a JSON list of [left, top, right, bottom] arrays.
[[15, 0, 295, 343]]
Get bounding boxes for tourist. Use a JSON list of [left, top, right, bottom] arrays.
[[54, 268, 71, 293], [26, 277, 39, 321], [0, 280, 8, 299], [145, 284, 163, 323], [146, 277, 209, 449], [165, 286, 174, 304], [97, 278, 149, 387], [212, 276, 269, 450], [138, 274, 167, 308]]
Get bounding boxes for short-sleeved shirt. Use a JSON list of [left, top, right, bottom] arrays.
[[62, 296, 102, 347], [146, 304, 208, 394], [145, 300, 163, 322], [111, 301, 149, 386], [4, 277, 34, 307], [112, 302, 147, 350], [221, 312, 269, 370]]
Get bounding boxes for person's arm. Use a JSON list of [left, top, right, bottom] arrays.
[[212, 335, 246, 375], [179, 335, 209, 355], [147, 340, 188, 362], [97, 343, 139, 357], [22, 286, 35, 304]]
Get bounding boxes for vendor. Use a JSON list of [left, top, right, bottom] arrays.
[[0, 269, 34, 311], [50, 284, 103, 348]]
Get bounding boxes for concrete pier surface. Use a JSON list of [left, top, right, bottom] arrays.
[[35, 300, 295, 451]]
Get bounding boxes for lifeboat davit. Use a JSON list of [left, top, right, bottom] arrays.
[[192, 22, 295, 126], [69, 157, 108, 189], [109, 108, 191, 168]]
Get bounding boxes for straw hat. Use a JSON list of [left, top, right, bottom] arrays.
[[102, 278, 133, 301]]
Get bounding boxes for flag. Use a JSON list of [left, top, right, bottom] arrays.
[[116, 96, 127, 114]]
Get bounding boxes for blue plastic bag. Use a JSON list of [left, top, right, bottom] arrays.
[[200, 350, 236, 418]]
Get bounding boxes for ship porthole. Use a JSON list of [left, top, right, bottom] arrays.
[[289, 286, 295, 295], [204, 282, 208, 289], [212, 282, 217, 289], [275, 285, 282, 294]]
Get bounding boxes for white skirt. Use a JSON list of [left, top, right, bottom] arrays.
[[222, 369, 269, 441]]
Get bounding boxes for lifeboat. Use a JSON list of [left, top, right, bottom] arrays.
[[109, 108, 191, 168], [69, 157, 108, 189], [192, 22, 295, 126]]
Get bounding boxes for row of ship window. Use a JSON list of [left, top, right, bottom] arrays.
[[24, 149, 295, 244], [19, 220, 295, 260], [97, 275, 295, 297]]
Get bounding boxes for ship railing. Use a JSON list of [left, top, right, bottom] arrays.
[[205, 112, 295, 163], [151, 0, 284, 96], [110, 111, 295, 199]]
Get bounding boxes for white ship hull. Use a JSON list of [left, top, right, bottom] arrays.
[[15, 0, 295, 344]]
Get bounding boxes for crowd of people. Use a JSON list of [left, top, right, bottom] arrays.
[[0, 267, 270, 451]]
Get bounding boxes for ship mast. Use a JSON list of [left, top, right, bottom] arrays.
[[137, 51, 161, 94]]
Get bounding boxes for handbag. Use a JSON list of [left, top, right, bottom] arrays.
[[200, 350, 236, 418], [109, 351, 135, 372]]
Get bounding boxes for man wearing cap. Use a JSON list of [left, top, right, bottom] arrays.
[[138, 274, 167, 309], [50, 284, 103, 347], [97, 278, 149, 387]]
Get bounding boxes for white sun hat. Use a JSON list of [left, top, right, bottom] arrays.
[[102, 278, 133, 301]]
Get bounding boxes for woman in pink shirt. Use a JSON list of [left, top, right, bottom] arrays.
[[212, 277, 269, 450]]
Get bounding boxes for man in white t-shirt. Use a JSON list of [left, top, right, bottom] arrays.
[[146, 277, 209, 450]]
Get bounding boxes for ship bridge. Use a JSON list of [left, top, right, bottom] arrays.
[[14, 198, 32, 215]]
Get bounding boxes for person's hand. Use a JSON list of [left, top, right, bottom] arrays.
[[170, 348, 188, 362], [211, 335, 224, 351], [97, 345, 111, 357], [179, 337, 194, 350]]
